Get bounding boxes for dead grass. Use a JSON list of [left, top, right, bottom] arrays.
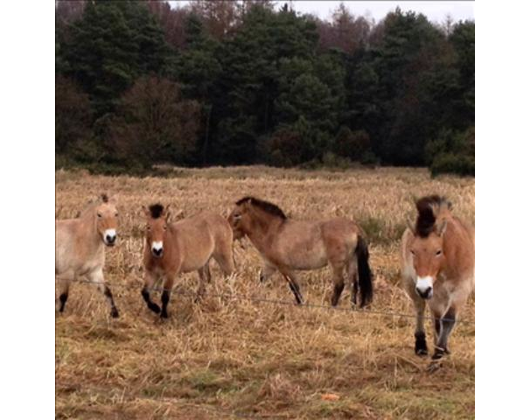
[[56, 166, 475, 419]]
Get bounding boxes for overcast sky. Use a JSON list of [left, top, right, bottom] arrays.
[[170, 1, 475, 24]]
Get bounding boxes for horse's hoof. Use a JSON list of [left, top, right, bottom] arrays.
[[427, 360, 442, 373], [160, 311, 169, 319], [110, 309, 119, 318], [432, 347, 447, 361], [415, 348, 428, 357]]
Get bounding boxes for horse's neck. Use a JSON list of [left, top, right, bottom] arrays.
[[78, 210, 101, 249], [246, 212, 282, 255]]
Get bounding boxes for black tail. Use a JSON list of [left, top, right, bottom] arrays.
[[355, 236, 373, 308]]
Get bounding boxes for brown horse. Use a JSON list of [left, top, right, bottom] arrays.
[[141, 204, 235, 318], [401, 195, 474, 365], [228, 197, 373, 307], [55, 194, 120, 318]]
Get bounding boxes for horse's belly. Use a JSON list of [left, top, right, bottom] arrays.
[[287, 248, 328, 270], [179, 252, 211, 273]]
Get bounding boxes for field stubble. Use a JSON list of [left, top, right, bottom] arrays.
[[56, 166, 475, 419]]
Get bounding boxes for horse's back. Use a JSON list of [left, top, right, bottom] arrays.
[[170, 211, 232, 270], [320, 217, 364, 253], [174, 211, 231, 239]]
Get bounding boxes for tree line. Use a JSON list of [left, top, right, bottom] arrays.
[[55, 0, 474, 175]]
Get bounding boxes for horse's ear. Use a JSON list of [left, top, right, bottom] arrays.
[[240, 198, 251, 212], [436, 219, 448, 236], [141, 205, 150, 217], [164, 204, 171, 221], [406, 218, 415, 234]]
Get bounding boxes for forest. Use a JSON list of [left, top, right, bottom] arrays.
[[55, 0, 475, 175]]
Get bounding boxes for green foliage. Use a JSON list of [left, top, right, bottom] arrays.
[[55, 2, 474, 175]]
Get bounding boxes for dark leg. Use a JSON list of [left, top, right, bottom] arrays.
[[433, 308, 457, 360], [142, 286, 161, 314], [412, 294, 427, 356], [283, 273, 303, 304], [59, 292, 68, 313], [415, 331, 428, 356], [142, 272, 161, 314], [160, 275, 175, 319], [331, 265, 346, 307], [331, 283, 345, 306], [161, 290, 170, 318], [104, 286, 119, 318], [90, 269, 119, 318]]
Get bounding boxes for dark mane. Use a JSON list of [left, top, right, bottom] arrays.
[[101, 193, 109, 203], [149, 203, 165, 219], [415, 195, 452, 237], [236, 196, 287, 220]]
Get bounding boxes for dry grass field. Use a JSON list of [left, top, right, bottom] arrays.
[[55, 166, 475, 419]]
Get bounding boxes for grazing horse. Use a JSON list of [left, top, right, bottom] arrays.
[[228, 197, 373, 307], [141, 204, 235, 318], [401, 195, 474, 365], [55, 194, 120, 318]]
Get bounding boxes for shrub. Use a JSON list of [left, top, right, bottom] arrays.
[[430, 153, 475, 177]]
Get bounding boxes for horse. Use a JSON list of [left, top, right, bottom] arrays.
[[141, 204, 235, 318], [55, 194, 120, 318], [400, 195, 474, 367], [228, 196, 373, 307]]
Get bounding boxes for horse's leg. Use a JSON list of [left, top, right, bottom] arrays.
[[259, 263, 277, 283], [56, 275, 72, 313], [141, 271, 161, 314], [196, 265, 210, 301], [160, 274, 176, 319], [432, 306, 457, 361], [404, 278, 428, 356], [280, 270, 304, 305], [347, 258, 359, 307], [331, 264, 346, 307], [410, 297, 428, 356], [213, 241, 235, 277], [88, 268, 119, 318]]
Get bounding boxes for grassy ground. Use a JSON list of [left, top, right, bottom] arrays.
[[55, 166, 475, 419]]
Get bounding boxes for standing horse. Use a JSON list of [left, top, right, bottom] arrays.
[[228, 196, 373, 307], [401, 195, 474, 366], [55, 194, 120, 318], [141, 204, 235, 318]]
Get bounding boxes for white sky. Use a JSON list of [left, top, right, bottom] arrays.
[[169, 1, 475, 24]]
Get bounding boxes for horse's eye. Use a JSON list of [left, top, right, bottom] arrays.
[[163, 226, 167, 231], [436, 250, 442, 256], [115, 213, 118, 217], [147, 226, 151, 231], [410, 250, 415, 256], [97, 213, 102, 218]]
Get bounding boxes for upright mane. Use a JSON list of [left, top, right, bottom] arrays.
[[148, 203, 165, 219], [236, 196, 287, 220], [415, 195, 452, 237]]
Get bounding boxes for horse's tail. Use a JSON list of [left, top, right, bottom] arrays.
[[355, 235, 373, 308]]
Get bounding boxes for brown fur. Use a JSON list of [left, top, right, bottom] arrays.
[[401, 195, 474, 367], [141, 205, 235, 318], [228, 197, 373, 307], [55, 194, 120, 318]]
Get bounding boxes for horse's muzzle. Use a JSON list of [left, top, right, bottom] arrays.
[[152, 248, 163, 258], [416, 286, 433, 299], [105, 234, 116, 246]]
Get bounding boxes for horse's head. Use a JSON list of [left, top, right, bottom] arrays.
[[95, 194, 118, 247], [143, 204, 171, 258], [229, 197, 287, 240], [407, 195, 452, 299], [228, 198, 253, 240]]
